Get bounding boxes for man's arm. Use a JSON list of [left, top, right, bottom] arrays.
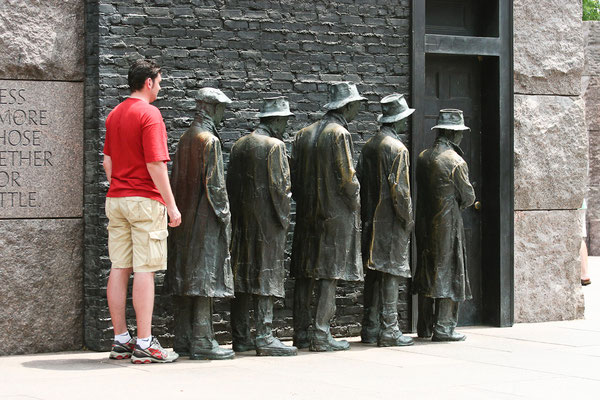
[[146, 161, 182, 227], [103, 155, 112, 185], [452, 161, 475, 210]]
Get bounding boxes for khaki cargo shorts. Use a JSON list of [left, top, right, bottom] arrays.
[[105, 196, 168, 273]]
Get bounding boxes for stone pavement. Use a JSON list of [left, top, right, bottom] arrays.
[[1, 260, 599, 400]]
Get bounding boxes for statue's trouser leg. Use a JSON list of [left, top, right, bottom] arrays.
[[378, 274, 414, 346], [254, 295, 274, 347], [309, 278, 349, 351], [293, 277, 313, 347], [314, 278, 337, 336], [190, 296, 234, 360], [417, 294, 435, 338], [380, 272, 400, 333], [191, 296, 213, 350], [432, 298, 465, 341], [173, 295, 193, 356], [230, 292, 253, 351], [361, 269, 381, 343], [255, 295, 298, 356]]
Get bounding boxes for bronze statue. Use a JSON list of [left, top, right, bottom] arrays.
[[358, 94, 415, 347], [290, 82, 364, 352], [414, 109, 475, 342], [227, 97, 297, 357], [166, 88, 235, 359]]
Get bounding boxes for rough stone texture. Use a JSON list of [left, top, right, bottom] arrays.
[[514, 210, 585, 323], [0, 0, 84, 81], [588, 131, 600, 190], [0, 219, 83, 355], [0, 80, 83, 218], [587, 185, 600, 255], [584, 21, 600, 78], [588, 218, 600, 255], [514, 94, 587, 210], [513, 0, 583, 96], [584, 22, 600, 255], [84, 0, 411, 351]]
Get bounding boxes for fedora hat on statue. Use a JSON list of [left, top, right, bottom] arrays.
[[431, 108, 470, 131], [257, 96, 294, 118], [377, 93, 415, 124], [323, 82, 367, 110]]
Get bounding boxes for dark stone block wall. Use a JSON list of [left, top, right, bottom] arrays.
[[84, 0, 411, 350]]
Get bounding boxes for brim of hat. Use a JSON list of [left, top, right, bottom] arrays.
[[431, 124, 470, 131], [377, 108, 415, 124], [323, 95, 367, 110], [257, 111, 295, 118]]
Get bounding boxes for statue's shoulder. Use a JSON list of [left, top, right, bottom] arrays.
[[363, 135, 378, 150], [257, 133, 283, 147], [296, 121, 319, 136], [231, 133, 250, 150], [326, 122, 350, 137], [186, 126, 212, 140], [442, 147, 465, 166], [380, 135, 407, 154], [294, 121, 319, 143]]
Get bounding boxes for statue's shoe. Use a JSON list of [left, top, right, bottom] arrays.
[[417, 324, 433, 339], [360, 326, 379, 344], [232, 340, 254, 352], [378, 332, 414, 347], [173, 348, 190, 357], [310, 334, 350, 352], [256, 338, 298, 356], [293, 332, 310, 349], [190, 347, 235, 360], [431, 331, 466, 342]]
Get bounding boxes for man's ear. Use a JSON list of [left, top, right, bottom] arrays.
[[146, 77, 153, 89]]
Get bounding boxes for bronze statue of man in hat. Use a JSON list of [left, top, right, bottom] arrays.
[[358, 94, 415, 347], [166, 87, 235, 359], [290, 82, 364, 352], [227, 97, 297, 357], [414, 108, 475, 342]]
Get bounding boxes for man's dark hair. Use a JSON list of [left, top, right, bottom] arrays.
[[128, 59, 161, 92]]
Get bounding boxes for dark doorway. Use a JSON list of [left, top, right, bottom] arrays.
[[411, 0, 514, 328], [423, 54, 483, 325]]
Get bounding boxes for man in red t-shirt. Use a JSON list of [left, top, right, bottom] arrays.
[[103, 59, 181, 363]]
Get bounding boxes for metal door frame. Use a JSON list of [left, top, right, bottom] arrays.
[[411, 0, 514, 328]]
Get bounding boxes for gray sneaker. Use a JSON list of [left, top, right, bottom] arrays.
[[131, 337, 179, 364], [109, 337, 136, 360]]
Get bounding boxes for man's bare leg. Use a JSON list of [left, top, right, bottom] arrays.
[[132, 271, 155, 339], [581, 239, 591, 285], [107, 267, 133, 335]]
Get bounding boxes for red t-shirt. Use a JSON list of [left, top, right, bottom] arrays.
[[103, 98, 170, 204]]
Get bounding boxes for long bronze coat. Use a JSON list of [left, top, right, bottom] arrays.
[[414, 136, 475, 301], [227, 127, 291, 298], [166, 117, 234, 298], [290, 112, 362, 282], [357, 127, 413, 278]]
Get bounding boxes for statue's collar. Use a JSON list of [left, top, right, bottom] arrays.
[[255, 124, 273, 137], [193, 110, 219, 136], [436, 136, 464, 157], [324, 111, 348, 129], [379, 125, 398, 139]]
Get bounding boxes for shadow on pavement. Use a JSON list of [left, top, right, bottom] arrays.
[[22, 358, 125, 371]]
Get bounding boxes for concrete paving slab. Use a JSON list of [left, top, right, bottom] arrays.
[[1, 258, 600, 399]]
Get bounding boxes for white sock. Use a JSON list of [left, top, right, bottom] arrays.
[[114, 331, 131, 344], [137, 336, 152, 350]]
